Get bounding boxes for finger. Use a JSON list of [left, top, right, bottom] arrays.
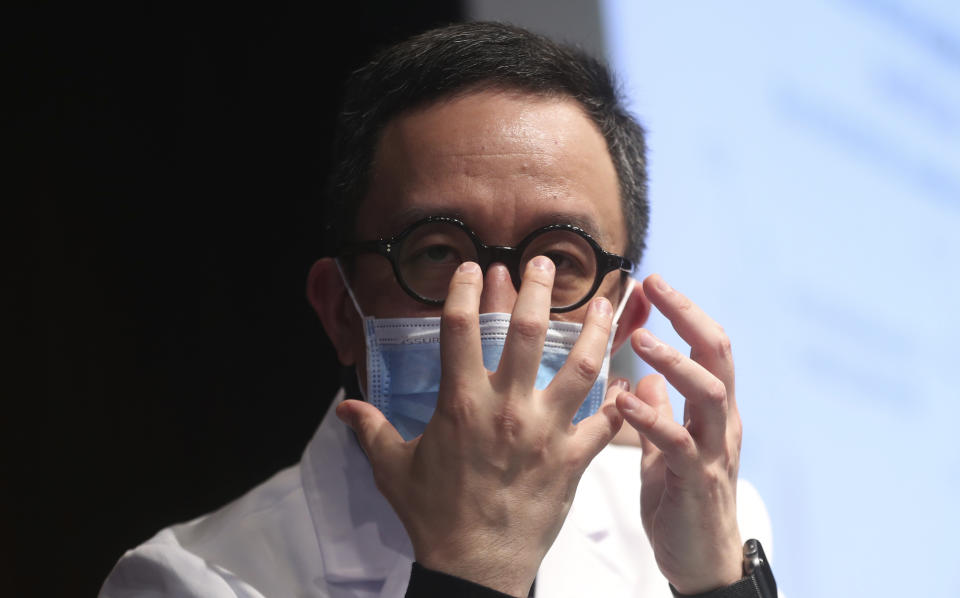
[[545, 295, 614, 420], [631, 375, 667, 461], [492, 256, 555, 393], [571, 377, 626, 465], [632, 328, 728, 453], [439, 262, 486, 395], [631, 376, 669, 523], [336, 399, 405, 471], [642, 274, 735, 400], [616, 378, 699, 476]]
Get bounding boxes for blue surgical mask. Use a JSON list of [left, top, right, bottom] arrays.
[[336, 261, 634, 441]]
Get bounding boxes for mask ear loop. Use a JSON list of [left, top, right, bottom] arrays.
[[334, 258, 368, 320], [334, 258, 370, 400], [612, 277, 636, 326]]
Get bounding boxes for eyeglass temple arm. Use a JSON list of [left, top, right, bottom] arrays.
[[603, 252, 634, 275], [339, 239, 391, 257]]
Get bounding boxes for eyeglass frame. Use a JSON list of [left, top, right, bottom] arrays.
[[339, 215, 635, 313]]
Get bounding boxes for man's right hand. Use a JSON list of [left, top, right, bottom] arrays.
[[336, 257, 623, 597]]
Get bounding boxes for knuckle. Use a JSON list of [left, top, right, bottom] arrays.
[[527, 429, 552, 462], [438, 390, 476, 424], [561, 448, 586, 474], [492, 403, 525, 440], [712, 328, 733, 359], [510, 316, 547, 343], [703, 378, 728, 406], [669, 430, 696, 456], [675, 294, 694, 313], [699, 467, 724, 492], [665, 346, 685, 369], [635, 404, 659, 430], [572, 353, 601, 383], [442, 309, 475, 334]]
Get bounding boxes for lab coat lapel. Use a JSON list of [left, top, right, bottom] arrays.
[[536, 449, 626, 596], [300, 393, 413, 590], [537, 444, 669, 597]]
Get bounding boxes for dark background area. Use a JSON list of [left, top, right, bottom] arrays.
[[5, 2, 463, 595]]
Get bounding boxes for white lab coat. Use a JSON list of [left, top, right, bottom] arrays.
[[100, 392, 774, 598]]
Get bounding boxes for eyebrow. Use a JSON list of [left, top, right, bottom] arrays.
[[385, 207, 607, 244], [528, 212, 605, 242]]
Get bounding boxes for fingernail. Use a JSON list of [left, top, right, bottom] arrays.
[[636, 329, 657, 350], [593, 296, 612, 316], [654, 274, 671, 293], [613, 378, 630, 390], [531, 255, 554, 272], [458, 261, 480, 273]]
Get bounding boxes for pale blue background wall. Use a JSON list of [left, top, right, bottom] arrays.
[[602, 2, 960, 596]]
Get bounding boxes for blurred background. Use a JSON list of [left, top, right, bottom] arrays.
[[601, 2, 960, 596], [7, 1, 958, 596]]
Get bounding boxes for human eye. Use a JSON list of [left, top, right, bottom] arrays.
[[544, 250, 585, 275], [395, 221, 476, 300], [405, 239, 463, 267], [420, 244, 459, 264], [522, 230, 595, 292], [401, 228, 472, 271]]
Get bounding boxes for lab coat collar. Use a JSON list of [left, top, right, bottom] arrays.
[[300, 391, 413, 584]]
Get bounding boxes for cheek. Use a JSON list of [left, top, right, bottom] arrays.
[[554, 272, 624, 323], [349, 256, 403, 313], [598, 271, 626, 306]]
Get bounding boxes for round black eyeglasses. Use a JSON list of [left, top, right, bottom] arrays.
[[340, 216, 634, 313]]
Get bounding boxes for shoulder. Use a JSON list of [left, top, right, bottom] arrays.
[[99, 528, 266, 598], [100, 464, 324, 598]]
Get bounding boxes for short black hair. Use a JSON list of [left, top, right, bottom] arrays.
[[324, 21, 649, 263]]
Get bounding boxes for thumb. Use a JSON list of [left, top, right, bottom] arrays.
[[573, 381, 626, 461], [336, 399, 404, 466]]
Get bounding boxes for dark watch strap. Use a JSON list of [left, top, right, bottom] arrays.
[[669, 538, 777, 598], [669, 576, 767, 598]]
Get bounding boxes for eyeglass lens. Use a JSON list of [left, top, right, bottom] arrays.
[[396, 221, 599, 309]]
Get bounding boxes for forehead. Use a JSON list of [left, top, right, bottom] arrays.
[[359, 89, 624, 250]]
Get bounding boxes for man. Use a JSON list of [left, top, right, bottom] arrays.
[[101, 22, 774, 598]]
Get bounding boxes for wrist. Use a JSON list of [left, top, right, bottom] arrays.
[[667, 541, 743, 595]]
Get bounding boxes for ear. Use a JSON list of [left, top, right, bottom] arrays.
[[307, 257, 361, 366], [612, 279, 651, 352]]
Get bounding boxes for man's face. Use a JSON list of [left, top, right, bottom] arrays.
[[322, 88, 631, 370], [351, 88, 626, 315]]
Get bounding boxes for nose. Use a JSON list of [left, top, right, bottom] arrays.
[[478, 263, 519, 314]]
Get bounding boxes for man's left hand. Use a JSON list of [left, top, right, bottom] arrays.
[[615, 273, 744, 595]]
